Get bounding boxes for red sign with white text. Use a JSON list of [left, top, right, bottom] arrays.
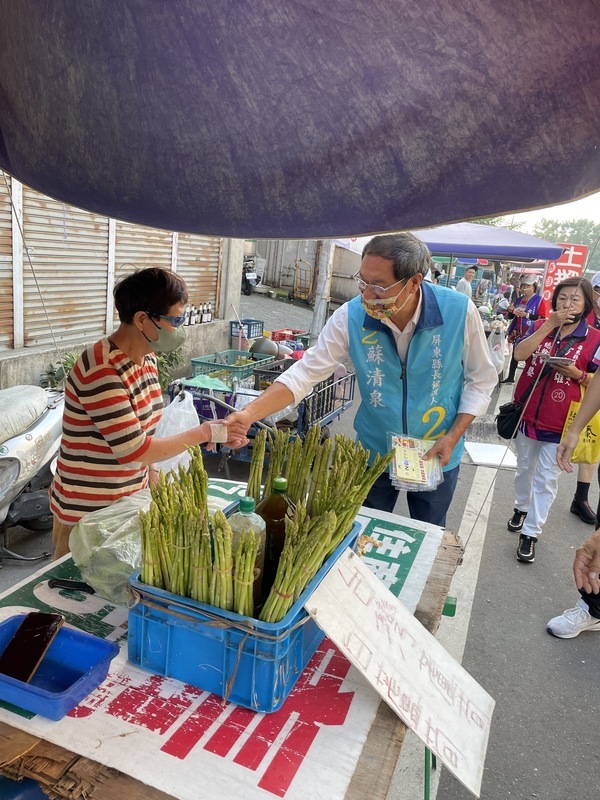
[[542, 242, 588, 305]]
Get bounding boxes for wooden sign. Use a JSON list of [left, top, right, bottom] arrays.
[[306, 549, 495, 797]]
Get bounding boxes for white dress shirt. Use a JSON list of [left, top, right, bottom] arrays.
[[275, 290, 497, 418]]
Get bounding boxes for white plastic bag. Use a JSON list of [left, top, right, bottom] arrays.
[[487, 327, 506, 374], [154, 390, 200, 474]]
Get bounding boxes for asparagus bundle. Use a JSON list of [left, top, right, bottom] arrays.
[[233, 529, 258, 616], [259, 504, 338, 623], [246, 428, 267, 504], [209, 510, 234, 611], [262, 428, 290, 501]]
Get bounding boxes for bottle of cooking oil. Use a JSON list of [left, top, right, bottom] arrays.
[[228, 496, 266, 608], [255, 477, 295, 601]]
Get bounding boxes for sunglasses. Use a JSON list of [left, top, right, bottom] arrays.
[[146, 311, 187, 328]]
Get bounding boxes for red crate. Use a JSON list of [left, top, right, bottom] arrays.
[[271, 328, 307, 342]]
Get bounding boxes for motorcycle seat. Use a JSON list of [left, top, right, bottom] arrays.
[[0, 385, 49, 445]]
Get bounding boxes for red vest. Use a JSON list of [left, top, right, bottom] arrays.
[[515, 321, 600, 434]]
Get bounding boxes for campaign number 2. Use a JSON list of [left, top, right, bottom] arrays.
[[422, 406, 446, 439]]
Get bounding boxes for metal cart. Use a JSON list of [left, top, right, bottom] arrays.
[[168, 365, 356, 478]]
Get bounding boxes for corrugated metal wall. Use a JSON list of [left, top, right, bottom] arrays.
[[177, 233, 221, 312], [0, 172, 223, 351], [22, 188, 110, 347], [0, 177, 13, 348]]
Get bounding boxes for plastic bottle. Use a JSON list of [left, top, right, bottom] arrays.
[[255, 477, 295, 601], [207, 301, 213, 322], [227, 496, 266, 609]]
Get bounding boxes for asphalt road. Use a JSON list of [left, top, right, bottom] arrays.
[[2, 292, 597, 799]]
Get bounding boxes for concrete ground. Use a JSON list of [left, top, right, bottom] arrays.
[[2, 292, 598, 799]]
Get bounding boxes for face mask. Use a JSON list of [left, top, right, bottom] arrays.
[[361, 286, 411, 320], [144, 319, 186, 353]]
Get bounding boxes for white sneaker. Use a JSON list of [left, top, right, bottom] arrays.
[[547, 599, 600, 639]]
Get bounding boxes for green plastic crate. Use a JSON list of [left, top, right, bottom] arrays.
[[191, 350, 275, 387]]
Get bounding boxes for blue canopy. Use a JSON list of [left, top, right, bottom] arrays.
[[0, 1, 599, 238], [412, 223, 564, 262]]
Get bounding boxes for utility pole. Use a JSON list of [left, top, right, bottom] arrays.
[[309, 240, 335, 345]]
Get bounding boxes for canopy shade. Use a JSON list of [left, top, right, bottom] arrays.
[[411, 223, 564, 261], [0, 1, 599, 238]]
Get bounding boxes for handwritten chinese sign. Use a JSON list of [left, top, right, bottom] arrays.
[[306, 550, 495, 797]]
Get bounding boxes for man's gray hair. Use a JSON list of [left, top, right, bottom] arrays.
[[362, 233, 432, 281]]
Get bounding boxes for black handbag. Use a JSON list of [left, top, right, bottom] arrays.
[[496, 398, 526, 439], [496, 337, 575, 439]]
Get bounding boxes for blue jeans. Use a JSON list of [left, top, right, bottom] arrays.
[[363, 466, 460, 528]]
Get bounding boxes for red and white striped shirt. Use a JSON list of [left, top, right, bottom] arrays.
[[50, 338, 164, 524]]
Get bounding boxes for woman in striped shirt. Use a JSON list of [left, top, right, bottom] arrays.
[[50, 268, 247, 558]]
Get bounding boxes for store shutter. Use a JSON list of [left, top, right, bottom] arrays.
[[22, 187, 109, 347], [113, 221, 174, 325], [177, 234, 222, 313], [0, 174, 14, 349]]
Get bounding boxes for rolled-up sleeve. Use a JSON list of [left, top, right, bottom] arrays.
[[275, 305, 350, 404], [459, 302, 498, 416]]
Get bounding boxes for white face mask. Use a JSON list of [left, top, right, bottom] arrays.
[[361, 287, 411, 320]]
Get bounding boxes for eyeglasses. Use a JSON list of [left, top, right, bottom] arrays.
[[146, 311, 187, 328], [352, 272, 406, 298]]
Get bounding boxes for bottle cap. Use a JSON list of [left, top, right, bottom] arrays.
[[273, 477, 288, 492], [239, 496, 255, 513]]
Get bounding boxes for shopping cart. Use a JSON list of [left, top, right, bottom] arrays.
[[168, 368, 356, 478]]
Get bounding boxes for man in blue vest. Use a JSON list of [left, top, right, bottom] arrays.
[[226, 233, 497, 526]]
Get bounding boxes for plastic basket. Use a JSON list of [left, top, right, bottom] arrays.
[[127, 521, 360, 713], [191, 350, 275, 386], [271, 328, 307, 342], [229, 319, 264, 340], [0, 616, 119, 720]]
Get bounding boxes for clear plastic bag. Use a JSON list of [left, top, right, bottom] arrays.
[[69, 489, 151, 604], [387, 433, 444, 492], [153, 390, 200, 474]]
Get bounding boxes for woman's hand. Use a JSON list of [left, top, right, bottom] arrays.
[[545, 308, 577, 329], [556, 431, 579, 472], [513, 307, 528, 318], [552, 362, 581, 381]]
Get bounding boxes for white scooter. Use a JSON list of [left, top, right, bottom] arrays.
[[0, 385, 64, 562]]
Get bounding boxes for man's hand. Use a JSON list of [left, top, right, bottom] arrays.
[[574, 529, 600, 594], [222, 410, 253, 449], [556, 431, 579, 473], [422, 434, 457, 467]]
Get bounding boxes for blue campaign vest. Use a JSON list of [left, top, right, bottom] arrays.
[[347, 282, 468, 470]]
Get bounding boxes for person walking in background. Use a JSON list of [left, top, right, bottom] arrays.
[[500, 274, 546, 384], [507, 278, 600, 563], [455, 266, 476, 298]]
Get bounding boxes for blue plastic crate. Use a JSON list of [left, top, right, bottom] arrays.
[[230, 319, 264, 340], [127, 520, 360, 713], [0, 616, 119, 721]]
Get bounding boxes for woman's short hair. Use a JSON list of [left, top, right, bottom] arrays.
[[114, 267, 188, 323], [362, 233, 432, 280], [551, 276, 594, 317]]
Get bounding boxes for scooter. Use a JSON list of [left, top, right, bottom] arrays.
[[0, 385, 64, 562], [241, 255, 261, 295]]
